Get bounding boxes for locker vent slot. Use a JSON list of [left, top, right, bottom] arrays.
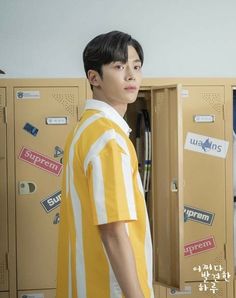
[[0, 262, 5, 286], [52, 92, 75, 116], [214, 251, 225, 263], [201, 92, 223, 114]]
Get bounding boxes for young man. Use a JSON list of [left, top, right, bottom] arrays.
[[56, 31, 153, 298]]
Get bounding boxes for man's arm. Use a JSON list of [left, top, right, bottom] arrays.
[[99, 221, 144, 298]]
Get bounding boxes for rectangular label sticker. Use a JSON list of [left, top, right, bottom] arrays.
[[41, 190, 61, 213], [184, 205, 215, 225], [169, 286, 192, 295], [16, 91, 40, 99], [18, 147, 63, 176], [20, 294, 44, 298], [23, 122, 39, 136], [194, 115, 215, 123], [184, 132, 229, 158], [46, 117, 68, 125], [184, 236, 216, 257]]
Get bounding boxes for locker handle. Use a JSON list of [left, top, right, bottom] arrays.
[[18, 181, 37, 195], [171, 179, 178, 193]]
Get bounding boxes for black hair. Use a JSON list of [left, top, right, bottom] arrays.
[[83, 30, 144, 79]]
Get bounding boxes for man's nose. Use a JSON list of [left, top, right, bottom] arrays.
[[126, 67, 135, 81]]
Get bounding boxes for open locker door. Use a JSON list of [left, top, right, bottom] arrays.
[[151, 85, 184, 290]]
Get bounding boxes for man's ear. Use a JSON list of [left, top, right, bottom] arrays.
[[87, 70, 101, 87]]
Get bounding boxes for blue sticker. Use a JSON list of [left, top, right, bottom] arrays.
[[40, 190, 61, 213], [23, 122, 39, 136], [184, 205, 215, 225]]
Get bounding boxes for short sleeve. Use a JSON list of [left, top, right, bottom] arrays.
[[86, 131, 137, 225]]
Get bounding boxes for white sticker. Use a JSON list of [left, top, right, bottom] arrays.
[[184, 132, 229, 158], [194, 115, 215, 123], [21, 294, 44, 298], [16, 91, 40, 99], [169, 286, 192, 295], [46, 117, 68, 125], [181, 89, 189, 97]]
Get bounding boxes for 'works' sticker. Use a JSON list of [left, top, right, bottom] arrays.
[[184, 236, 216, 257], [18, 147, 63, 176], [184, 132, 229, 158]]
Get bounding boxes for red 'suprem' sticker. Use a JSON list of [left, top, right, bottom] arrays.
[[18, 146, 63, 176], [184, 236, 216, 257]]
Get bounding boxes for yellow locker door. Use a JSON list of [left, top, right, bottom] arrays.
[[14, 85, 85, 290], [0, 87, 8, 292], [151, 85, 184, 290], [182, 86, 227, 282]]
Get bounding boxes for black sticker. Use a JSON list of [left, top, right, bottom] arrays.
[[184, 205, 215, 225], [41, 190, 61, 213], [53, 213, 60, 224], [23, 122, 39, 137]]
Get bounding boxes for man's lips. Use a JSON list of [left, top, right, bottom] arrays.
[[124, 86, 137, 90]]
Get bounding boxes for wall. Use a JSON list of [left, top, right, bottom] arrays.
[[0, 0, 236, 78]]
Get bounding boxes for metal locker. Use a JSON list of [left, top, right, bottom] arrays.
[[14, 85, 84, 290], [151, 85, 184, 290], [182, 86, 226, 282]]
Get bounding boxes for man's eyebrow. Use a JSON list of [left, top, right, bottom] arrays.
[[133, 59, 142, 63]]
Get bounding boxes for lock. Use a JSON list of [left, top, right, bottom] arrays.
[[18, 181, 37, 195], [171, 179, 178, 193]]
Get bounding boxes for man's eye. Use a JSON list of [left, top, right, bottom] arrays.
[[115, 64, 124, 70], [134, 65, 142, 70]]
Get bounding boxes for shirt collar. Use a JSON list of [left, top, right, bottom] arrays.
[[84, 99, 132, 136]]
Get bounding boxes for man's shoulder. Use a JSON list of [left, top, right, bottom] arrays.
[[80, 109, 119, 133]]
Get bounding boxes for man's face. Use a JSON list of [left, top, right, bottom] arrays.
[[96, 46, 143, 105]]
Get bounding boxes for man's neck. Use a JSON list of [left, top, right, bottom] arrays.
[[92, 94, 127, 117]]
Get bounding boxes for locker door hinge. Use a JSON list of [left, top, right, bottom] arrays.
[[5, 252, 9, 270], [224, 243, 226, 260], [222, 104, 225, 121], [3, 106, 7, 123], [76, 106, 79, 121]]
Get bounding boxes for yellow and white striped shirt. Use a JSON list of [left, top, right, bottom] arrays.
[[56, 99, 153, 298]]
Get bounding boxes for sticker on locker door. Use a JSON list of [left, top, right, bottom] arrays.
[[41, 190, 61, 213], [16, 90, 40, 99], [184, 205, 215, 225], [21, 294, 44, 298], [23, 122, 39, 136], [169, 286, 192, 295], [184, 236, 216, 257], [184, 132, 229, 158], [18, 146, 63, 176], [53, 212, 60, 224], [181, 89, 189, 97], [54, 145, 64, 158]]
